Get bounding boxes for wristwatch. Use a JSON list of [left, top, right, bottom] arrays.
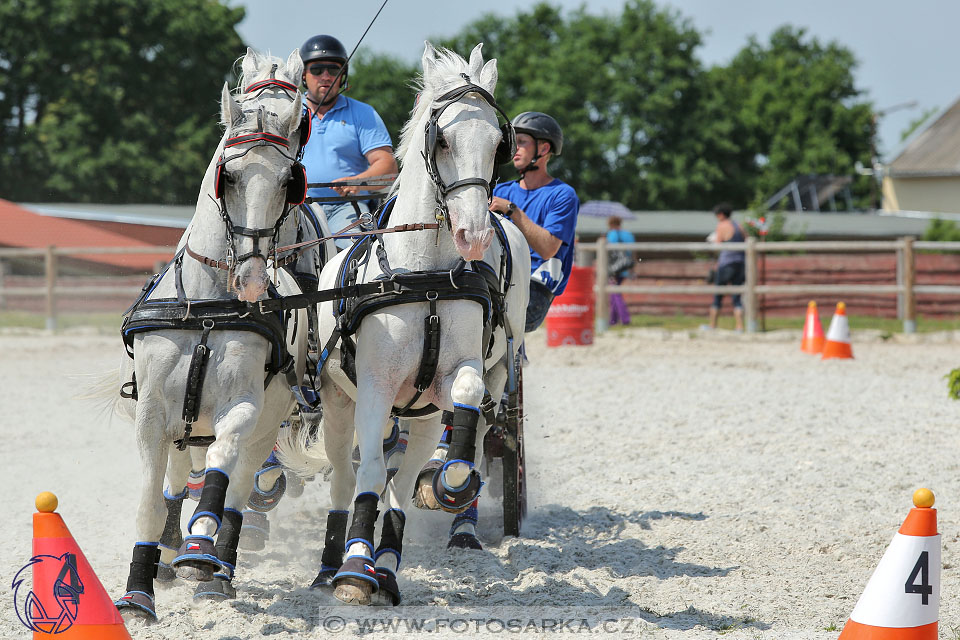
[[505, 202, 516, 217]]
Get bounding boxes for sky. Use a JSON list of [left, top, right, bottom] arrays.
[[232, 0, 960, 159]]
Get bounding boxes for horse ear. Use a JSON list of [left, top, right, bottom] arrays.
[[479, 58, 498, 94], [221, 82, 242, 131], [285, 49, 303, 84], [241, 47, 261, 80], [282, 91, 303, 137], [421, 41, 437, 82], [468, 43, 484, 79]]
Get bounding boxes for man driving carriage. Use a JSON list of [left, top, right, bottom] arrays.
[[299, 34, 398, 250], [488, 111, 580, 331]]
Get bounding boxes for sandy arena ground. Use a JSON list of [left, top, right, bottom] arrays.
[[1, 327, 959, 639]]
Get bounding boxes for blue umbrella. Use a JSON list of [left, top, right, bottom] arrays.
[[579, 200, 636, 220]]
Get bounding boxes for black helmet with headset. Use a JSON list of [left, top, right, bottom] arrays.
[[299, 34, 349, 90], [511, 111, 563, 157]]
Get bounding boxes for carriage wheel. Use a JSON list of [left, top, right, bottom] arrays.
[[501, 354, 526, 537]]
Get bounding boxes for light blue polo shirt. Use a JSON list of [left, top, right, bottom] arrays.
[[302, 95, 392, 201], [494, 178, 580, 295]]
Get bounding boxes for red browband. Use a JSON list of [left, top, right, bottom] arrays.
[[244, 79, 298, 94], [224, 132, 290, 149]]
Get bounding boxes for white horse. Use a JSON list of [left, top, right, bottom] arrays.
[[111, 48, 312, 621], [278, 42, 529, 606]]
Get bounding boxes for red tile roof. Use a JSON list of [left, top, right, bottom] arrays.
[[0, 199, 181, 270]]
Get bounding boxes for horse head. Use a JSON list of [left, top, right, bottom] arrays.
[[406, 43, 506, 262], [217, 48, 304, 302]]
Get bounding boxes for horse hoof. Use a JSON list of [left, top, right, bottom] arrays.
[[432, 467, 483, 514], [239, 510, 270, 551], [371, 568, 401, 606], [286, 477, 306, 498], [115, 591, 157, 623], [332, 556, 379, 605], [309, 566, 339, 593], [247, 469, 286, 512], [334, 578, 374, 606], [194, 576, 236, 600], [172, 536, 219, 582], [447, 532, 483, 550], [155, 562, 177, 583], [412, 460, 443, 510]]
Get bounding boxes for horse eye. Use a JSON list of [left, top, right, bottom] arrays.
[[437, 134, 449, 150]]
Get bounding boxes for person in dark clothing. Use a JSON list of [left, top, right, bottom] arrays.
[[707, 203, 745, 331]]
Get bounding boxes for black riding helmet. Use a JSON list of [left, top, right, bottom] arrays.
[[511, 111, 563, 157], [300, 34, 349, 88]]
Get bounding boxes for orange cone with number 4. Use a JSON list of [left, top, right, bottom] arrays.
[[23, 492, 132, 639], [837, 488, 939, 639], [822, 302, 853, 360], [801, 301, 825, 354]]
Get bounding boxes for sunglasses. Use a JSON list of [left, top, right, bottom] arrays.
[[308, 63, 342, 77]]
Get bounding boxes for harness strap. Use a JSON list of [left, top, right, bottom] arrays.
[[177, 319, 215, 451]]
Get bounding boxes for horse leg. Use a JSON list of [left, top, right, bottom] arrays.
[[430, 362, 486, 514], [238, 450, 287, 552], [187, 446, 207, 501], [115, 406, 169, 622], [331, 386, 394, 606], [447, 359, 507, 550], [194, 438, 268, 601], [310, 381, 357, 592], [412, 413, 449, 511], [156, 447, 193, 582], [174, 402, 261, 581], [369, 423, 443, 605]]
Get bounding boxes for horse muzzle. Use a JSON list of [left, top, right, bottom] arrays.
[[453, 227, 493, 261]]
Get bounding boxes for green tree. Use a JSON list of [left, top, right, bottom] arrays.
[[708, 26, 874, 208], [440, 1, 728, 210], [348, 50, 419, 151], [0, 0, 244, 204]]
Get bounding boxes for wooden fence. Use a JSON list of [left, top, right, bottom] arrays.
[[3, 239, 960, 333], [580, 237, 960, 334]]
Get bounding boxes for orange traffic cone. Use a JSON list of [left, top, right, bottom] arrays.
[[18, 492, 132, 639], [837, 488, 939, 639], [801, 300, 825, 354], [822, 302, 853, 359]]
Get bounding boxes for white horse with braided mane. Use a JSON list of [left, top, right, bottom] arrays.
[[278, 42, 530, 607], [106, 48, 313, 622]]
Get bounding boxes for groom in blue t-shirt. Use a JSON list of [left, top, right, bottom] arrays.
[[489, 111, 580, 332]]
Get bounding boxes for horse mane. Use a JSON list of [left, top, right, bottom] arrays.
[[394, 46, 479, 167], [219, 51, 301, 132]]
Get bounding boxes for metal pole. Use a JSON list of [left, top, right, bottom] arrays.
[[902, 236, 916, 333], [45, 245, 57, 331], [744, 237, 758, 332]]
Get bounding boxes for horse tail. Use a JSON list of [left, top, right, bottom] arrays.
[[73, 358, 136, 422], [274, 416, 331, 479]]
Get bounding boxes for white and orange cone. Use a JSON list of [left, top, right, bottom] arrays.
[[837, 488, 939, 639], [822, 302, 853, 360], [801, 300, 825, 354]]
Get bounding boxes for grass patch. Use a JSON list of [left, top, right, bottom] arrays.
[[0, 311, 122, 332], [609, 313, 960, 333]]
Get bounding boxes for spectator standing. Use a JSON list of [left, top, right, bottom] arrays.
[[706, 203, 745, 331], [606, 215, 634, 326]]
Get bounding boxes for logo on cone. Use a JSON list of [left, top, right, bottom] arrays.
[[822, 302, 853, 360], [838, 488, 939, 639], [13, 492, 132, 639], [801, 300, 825, 354]]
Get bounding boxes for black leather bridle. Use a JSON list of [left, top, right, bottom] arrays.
[[422, 74, 515, 229]]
